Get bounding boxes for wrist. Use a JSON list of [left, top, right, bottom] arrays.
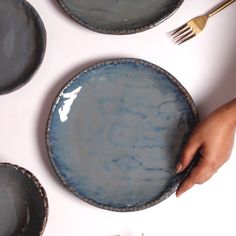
[[223, 98, 236, 127]]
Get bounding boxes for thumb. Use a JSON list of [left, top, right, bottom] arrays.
[[176, 135, 202, 173]]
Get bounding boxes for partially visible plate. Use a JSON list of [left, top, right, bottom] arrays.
[[57, 0, 184, 34], [0, 163, 48, 236], [47, 58, 198, 211], [0, 0, 46, 94]]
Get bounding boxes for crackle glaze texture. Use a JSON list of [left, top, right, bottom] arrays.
[[58, 0, 184, 34], [47, 59, 198, 211], [0, 163, 48, 236], [0, 0, 46, 94]]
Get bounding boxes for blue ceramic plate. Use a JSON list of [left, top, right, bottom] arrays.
[[0, 0, 46, 94], [0, 163, 48, 236], [57, 0, 184, 34], [47, 58, 198, 211]]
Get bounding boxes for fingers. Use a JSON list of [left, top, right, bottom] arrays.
[[176, 158, 216, 197], [176, 133, 202, 173], [176, 178, 194, 198]]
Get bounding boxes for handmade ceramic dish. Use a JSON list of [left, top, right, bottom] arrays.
[[57, 0, 184, 34], [46, 58, 198, 211], [0, 163, 48, 235], [0, 0, 46, 94]]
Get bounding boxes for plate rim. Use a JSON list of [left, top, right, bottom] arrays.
[[57, 0, 184, 34], [46, 58, 199, 212], [0, 0, 47, 95], [0, 162, 48, 235]]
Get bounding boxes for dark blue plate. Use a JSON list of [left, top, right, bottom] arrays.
[[0, 0, 46, 94], [57, 0, 184, 34], [47, 58, 198, 211], [0, 163, 48, 236]]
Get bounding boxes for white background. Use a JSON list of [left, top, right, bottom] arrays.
[[0, 0, 236, 235]]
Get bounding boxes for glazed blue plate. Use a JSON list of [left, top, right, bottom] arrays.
[[0, 0, 46, 94], [47, 58, 198, 211], [0, 163, 48, 235], [57, 0, 184, 34]]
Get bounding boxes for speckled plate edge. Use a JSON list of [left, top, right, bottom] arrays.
[[0, 0, 47, 95], [57, 0, 184, 34], [46, 58, 199, 212], [0, 163, 48, 235]]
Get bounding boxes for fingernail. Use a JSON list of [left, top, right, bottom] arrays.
[[175, 163, 183, 173]]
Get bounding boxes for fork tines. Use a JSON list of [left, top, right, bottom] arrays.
[[170, 23, 196, 44]]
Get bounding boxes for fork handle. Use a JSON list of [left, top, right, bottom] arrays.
[[208, 0, 236, 17]]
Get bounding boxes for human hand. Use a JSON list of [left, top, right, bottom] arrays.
[[176, 99, 236, 197]]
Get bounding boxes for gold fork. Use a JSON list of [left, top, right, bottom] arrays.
[[171, 0, 236, 44]]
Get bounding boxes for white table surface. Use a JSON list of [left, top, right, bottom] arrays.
[[1, 0, 236, 235]]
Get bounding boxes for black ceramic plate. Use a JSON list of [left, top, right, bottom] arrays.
[[0, 0, 46, 94], [47, 58, 199, 211], [0, 163, 48, 236], [57, 0, 184, 34]]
